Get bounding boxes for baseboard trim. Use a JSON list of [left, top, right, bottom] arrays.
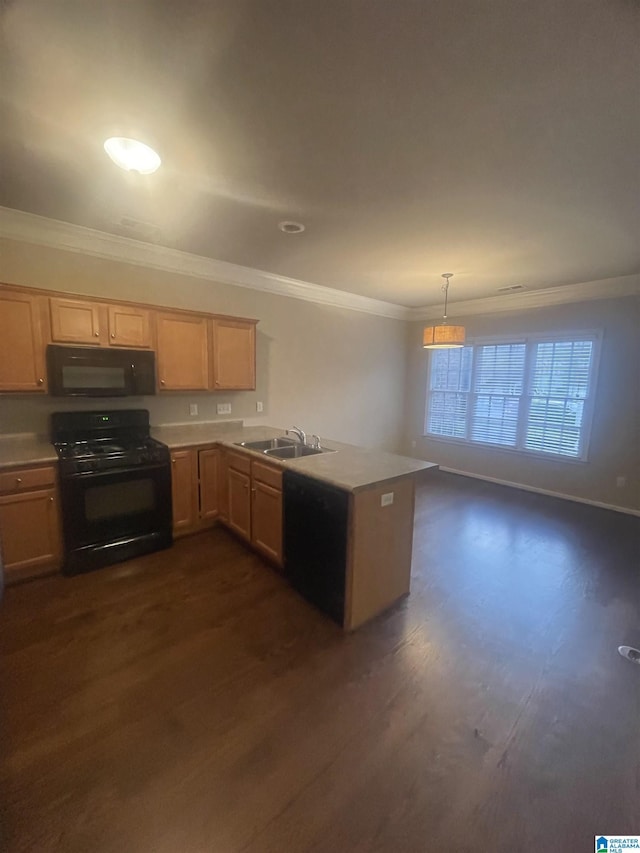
[[438, 467, 640, 517]]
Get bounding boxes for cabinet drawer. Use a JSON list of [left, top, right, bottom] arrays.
[[0, 465, 57, 493], [251, 460, 282, 490], [226, 450, 251, 475]]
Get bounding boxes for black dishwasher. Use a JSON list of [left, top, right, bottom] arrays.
[[283, 470, 349, 625]]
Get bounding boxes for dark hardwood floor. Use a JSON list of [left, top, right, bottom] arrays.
[[1, 472, 639, 853]]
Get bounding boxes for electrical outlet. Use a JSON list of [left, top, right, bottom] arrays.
[[216, 403, 232, 415], [381, 492, 394, 507], [256, 401, 264, 413], [189, 403, 198, 417], [616, 476, 626, 488]]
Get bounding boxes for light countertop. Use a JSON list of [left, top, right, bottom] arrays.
[[0, 421, 438, 492], [151, 422, 438, 493], [0, 434, 58, 470]]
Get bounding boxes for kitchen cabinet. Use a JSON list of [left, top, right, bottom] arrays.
[[212, 318, 256, 391], [198, 448, 220, 521], [226, 451, 252, 541], [0, 289, 47, 392], [156, 312, 210, 391], [170, 449, 198, 536], [107, 304, 152, 348], [50, 297, 103, 345], [170, 446, 221, 536], [221, 450, 282, 566], [0, 465, 62, 583], [250, 460, 283, 567]]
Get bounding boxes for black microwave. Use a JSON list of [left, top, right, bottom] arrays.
[[46, 345, 156, 397]]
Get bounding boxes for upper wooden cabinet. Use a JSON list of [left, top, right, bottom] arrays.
[[0, 289, 47, 392], [156, 312, 210, 391], [0, 284, 259, 395], [212, 318, 256, 390], [107, 304, 152, 348], [50, 297, 103, 345]]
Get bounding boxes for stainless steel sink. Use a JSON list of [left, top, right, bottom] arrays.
[[235, 437, 297, 451], [264, 445, 336, 459]]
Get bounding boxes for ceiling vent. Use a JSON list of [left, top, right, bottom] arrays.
[[497, 284, 526, 293], [114, 216, 162, 243]]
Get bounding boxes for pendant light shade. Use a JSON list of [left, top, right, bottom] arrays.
[[423, 273, 465, 349]]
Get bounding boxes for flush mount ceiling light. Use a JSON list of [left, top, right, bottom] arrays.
[[422, 273, 466, 349], [278, 220, 305, 234], [103, 137, 161, 174]]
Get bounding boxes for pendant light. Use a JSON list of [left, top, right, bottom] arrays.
[[422, 273, 465, 349]]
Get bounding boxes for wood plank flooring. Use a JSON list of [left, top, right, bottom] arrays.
[[1, 471, 639, 852]]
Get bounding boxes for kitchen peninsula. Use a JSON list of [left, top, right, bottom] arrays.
[[0, 421, 437, 629]]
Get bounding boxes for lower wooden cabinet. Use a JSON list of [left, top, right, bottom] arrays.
[[169, 444, 282, 568], [170, 446, 221, 537], [198, 448, 220, 521], [0, 465, 62, 583], [170, 449, 198, 536], [250, 460, 283, 567], [221, 449, 282, 567]]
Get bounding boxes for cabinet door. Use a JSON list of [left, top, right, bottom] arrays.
[[50, 297, 103, 345], [108, 304, 152, 348], [171, 449, 197, 536], [198, 448, 219, 521], [156, 312, 209, 390], [227, 468, 251, 541], [251, 480, 283, 567], [0, 488, 61, 582], [0, 290, 47, 392], [212, 319, 256, 390]]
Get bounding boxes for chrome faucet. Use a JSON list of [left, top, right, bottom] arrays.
[[311, 434, 321, 449], [286, 426, 306, 445]]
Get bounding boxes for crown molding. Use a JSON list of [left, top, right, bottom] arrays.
[[408, 274, 640, 321], [0, 206, 408, 321], [1, 206, 637, 323]]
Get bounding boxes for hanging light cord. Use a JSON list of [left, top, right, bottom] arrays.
[[441, 273, 453, 321]]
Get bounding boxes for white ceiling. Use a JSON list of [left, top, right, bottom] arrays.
[[1, 0, 638, 308]]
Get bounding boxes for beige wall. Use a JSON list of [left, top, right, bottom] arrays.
[[406, 296, 640, 511], [0, 238, 408, 452]]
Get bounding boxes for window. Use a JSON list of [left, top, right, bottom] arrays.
[[424, 334, 598, 460]]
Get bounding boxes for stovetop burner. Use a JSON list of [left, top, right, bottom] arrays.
[[51, 409, 169, 475], [61, 440, 143, 458]]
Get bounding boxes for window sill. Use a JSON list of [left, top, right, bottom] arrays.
[[420, 433, 589, 464]]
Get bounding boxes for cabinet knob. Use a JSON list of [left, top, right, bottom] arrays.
[[172, 458, 176, 464], [94, 331, 100, 337], [15, 477, 22, 485], [215, 380, 220, 386], [110, 333, 115, 339], [37, 378, 44, 385], [160, 379, 166, 385], [49, 497, 54, 503]]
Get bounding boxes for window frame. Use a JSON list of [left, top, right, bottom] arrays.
[[423, 330, 602, 463]]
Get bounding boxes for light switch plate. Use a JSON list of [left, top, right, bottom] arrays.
[[189, 403, 198, 416], [381, 492, 394, 507], [256, 401, 264, 413], [217, 403, 232, 415]]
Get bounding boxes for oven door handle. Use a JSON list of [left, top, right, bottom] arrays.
[[63, 463, 169, 480]]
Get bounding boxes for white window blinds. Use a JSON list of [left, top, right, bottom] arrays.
[[425, 347, 472, 438], [471, 344, 526, 447], [424, 334, 598, 461], [524, 340, 594, 457]]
